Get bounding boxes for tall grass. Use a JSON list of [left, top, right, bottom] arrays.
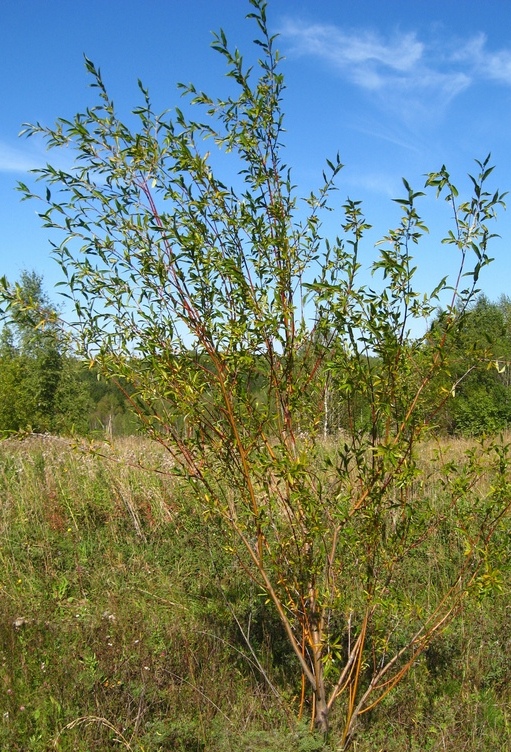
[[0, 435, 510, 750]]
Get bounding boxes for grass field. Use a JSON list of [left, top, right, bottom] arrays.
[[1, 435, 510, 751]]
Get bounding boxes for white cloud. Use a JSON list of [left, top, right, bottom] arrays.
[[484, 50, 511, 84], [455, 33, 511, 86], [0, 137, 77, 177], [349, 119, 423, 154], [281, 21, 424, 89], [279, 20, 511, 121], [0, 141, 37, 173], [346, 170, 400, 198]]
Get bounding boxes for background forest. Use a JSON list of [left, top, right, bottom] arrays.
[[0, 272, 137, 438], [1, 270, 510, 439]]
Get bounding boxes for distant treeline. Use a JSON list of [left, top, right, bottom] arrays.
[[1, 272, 510, 438]]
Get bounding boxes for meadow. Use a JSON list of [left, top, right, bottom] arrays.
[[1, 434, 510, 751]]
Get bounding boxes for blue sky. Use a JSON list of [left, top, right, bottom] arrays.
[[1, 0, 510, 311]]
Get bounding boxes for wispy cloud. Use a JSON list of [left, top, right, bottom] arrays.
[[0, 141, 38, 174], [454, 32, 511, 86], [281, 22, 425, 87], [349, 118, 425, 154], [345, 170, 401, 199], [280, 20, 511, 120], [0, 137, 76, 177]]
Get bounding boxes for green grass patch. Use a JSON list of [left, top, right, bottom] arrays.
[[0, 436, 510, 750]]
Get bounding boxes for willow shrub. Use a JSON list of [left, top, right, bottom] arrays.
[[15, 0, 511, 746]]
